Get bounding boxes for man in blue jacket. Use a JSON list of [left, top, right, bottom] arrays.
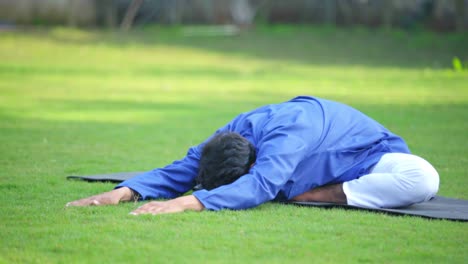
[[67, 96, 439, 215]]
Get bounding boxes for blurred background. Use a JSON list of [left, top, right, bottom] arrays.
[[0, 0, 466, 32]]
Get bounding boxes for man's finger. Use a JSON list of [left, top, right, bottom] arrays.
[[66, 200, 86, 207], [66, 198, 97, 207], [130, 202, 164, 215], [131, 205, 154, 214], [129, 198, 188, 215]]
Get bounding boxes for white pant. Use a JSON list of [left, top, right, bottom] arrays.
[[343, 153, 439, 209]]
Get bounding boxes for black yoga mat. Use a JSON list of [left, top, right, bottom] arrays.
[[67, 171, 145, 183], [67, 171, 468, 221], [289, 196, 468, 222]]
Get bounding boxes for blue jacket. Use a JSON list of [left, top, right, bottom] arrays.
[[116, 96, 410, 210]]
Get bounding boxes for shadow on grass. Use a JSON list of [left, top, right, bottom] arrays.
[[23, 26, 468, 70]]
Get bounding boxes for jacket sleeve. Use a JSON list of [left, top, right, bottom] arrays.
[[193, 114, 316, 210], [115, 122, 235, 200], [115, 145, 202, 200]]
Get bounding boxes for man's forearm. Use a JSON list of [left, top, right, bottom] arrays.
[[116, 187, 139, 202], [67, 186, 137, 207], [177, 195, 205, 212]]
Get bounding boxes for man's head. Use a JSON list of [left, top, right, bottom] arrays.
[[195, 132, 256, 190]]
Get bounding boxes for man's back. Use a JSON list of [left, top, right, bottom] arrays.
[[202, 96, 410, 204]]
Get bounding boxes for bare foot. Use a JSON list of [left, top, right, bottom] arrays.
[[292, 183, 347, 204]]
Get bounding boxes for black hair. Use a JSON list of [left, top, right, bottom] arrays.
[[195, 132, 256, 191]]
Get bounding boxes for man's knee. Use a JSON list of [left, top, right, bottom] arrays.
[[397, 158, 440, 204], [387, 153, 440, 204], [413, 166, 439, 202]]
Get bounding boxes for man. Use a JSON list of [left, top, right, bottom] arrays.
[[67, 96, 439, 215]]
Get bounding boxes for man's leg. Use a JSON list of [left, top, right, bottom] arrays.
[[292, 153, 439, 209], [343, 153, 439, 208]]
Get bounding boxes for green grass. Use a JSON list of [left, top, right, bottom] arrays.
[[0, 25, 467, 263]]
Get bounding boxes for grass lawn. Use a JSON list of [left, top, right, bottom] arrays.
[[0, 25, 467, 263]]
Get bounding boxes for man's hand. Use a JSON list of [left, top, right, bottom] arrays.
[[130, 195, 204, 215], [66, 187, 134, 207]]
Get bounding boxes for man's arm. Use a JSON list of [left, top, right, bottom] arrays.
[[65, 128, 232, 212], [115, 145, 205, 200], [66, 187, 137, 207], [66, 187, 205, 215], [66, 146, 202, 208]]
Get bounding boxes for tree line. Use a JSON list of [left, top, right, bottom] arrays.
[[0, 0, 465, 31]]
